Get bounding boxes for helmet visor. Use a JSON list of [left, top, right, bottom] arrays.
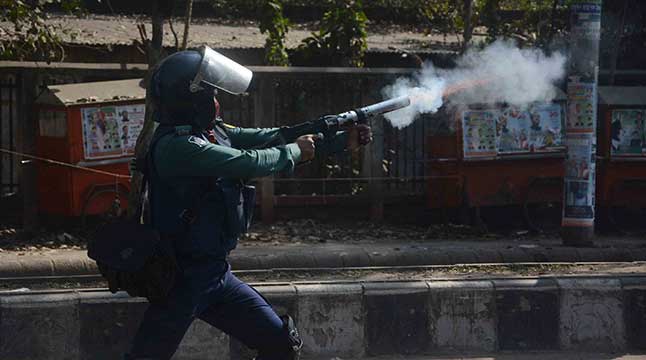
[[189, 46, 253, 95]]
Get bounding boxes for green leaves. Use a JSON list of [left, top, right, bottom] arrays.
[[418, 0, 569, 48], [259, 0, 291, 66], [0, 0, 83, 62], [296, 0, 368, 67], [478, 0, 568, 47]]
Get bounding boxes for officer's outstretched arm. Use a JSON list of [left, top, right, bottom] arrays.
[[155, 135, 301, 179], [225, 125, 282, 149]]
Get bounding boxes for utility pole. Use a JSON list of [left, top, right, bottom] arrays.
[[561, 0, 602, 246]]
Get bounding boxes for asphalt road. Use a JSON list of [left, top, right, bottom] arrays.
[[336, 354, 646, 360]]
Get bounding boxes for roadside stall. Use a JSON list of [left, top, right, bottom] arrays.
[[427, 89, 567, 229], [596, 86, 646, 228], [35, 78, 145, 217]]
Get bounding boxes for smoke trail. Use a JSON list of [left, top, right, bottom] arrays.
[[382, 40, 567, 129]]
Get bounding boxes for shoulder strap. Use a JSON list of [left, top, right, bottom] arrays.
[[139, 126, 176, 224]]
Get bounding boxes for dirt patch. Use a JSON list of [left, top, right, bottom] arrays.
[[239, 262, 646, 284], [0, 209, 580, 255], [0, 217, 525, 252]]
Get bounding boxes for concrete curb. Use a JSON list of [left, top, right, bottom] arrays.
[[3, 244, 646, 277], [2, 275, 646, 359]]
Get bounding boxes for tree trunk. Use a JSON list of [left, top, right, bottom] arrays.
[[548, 0, 558, 44], [126, 1, 165, 220], [462, 0, 474, 52], [608, 0, 629, 85], [182, 0, 193, 50]]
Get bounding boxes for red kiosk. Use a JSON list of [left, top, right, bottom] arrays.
[[596, 86, 646, 227], [35, 78, 145, 217], [427, 89, 567, 229]]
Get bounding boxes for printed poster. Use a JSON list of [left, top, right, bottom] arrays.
[[82, 103, 145, 159], [571, 2, 602, 38], [610, 109, 644, 156], [565, 134, 593, 181], [462, 110, 497, 157], [117, 104, 145, 155], [497, 106, 530, 153], [566, 80, 596, 132], [527, 103, 564, 151], [563, 179, 594, 222]]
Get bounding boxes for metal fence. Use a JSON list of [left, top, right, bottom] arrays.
[[216, 70, 434, 200]]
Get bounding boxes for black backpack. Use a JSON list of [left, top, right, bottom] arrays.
[[88, 129, 178, 303]]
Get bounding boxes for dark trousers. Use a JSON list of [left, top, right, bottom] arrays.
[[127, 263, 288, 360]]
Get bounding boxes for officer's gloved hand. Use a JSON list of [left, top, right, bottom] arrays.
[[295, 134, 317, 162], [347, 124, 373, 151]]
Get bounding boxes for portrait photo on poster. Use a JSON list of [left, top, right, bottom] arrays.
[[462, 109, 498, 157], [565, 134, 593, 181], [81, 104, 146, 160], [611, 109, 644, 156], [564, 179, 594, 219], [497, 106, 530, 153], [527, 103, 564, 151], [566, 80, 596, 131], [81, 106, 122, 159]]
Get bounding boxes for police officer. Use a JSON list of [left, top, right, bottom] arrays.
[[124, 46, 372, 359]]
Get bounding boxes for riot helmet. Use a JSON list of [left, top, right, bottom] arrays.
[[150, 46, 253, 130]]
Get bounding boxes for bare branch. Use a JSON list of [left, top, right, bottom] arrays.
[[182, 0, 193, 50], [105, 0, 116, 14], [168, 17, 179, 52], [57, 41, 65, 62], [137, 23, 148, 46]]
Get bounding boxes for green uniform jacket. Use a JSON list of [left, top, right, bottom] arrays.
[[154, 125, 349, 179]]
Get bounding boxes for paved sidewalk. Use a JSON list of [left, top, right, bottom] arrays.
[[1, 234, 646, 277]]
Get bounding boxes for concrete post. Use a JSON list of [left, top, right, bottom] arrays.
[[561, 0, 602, 246], [254, 75, 276, 223], [369, 116, 384, 221], [18, 70, 38, 232]]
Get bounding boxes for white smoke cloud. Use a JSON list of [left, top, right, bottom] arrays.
[[383, 40, 567, 129]]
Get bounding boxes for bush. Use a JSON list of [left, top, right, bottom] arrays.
[[259, 0, 291, 66], [295, 0, 368, 67]]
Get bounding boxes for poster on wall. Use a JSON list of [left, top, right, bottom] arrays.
[[528, 103, 564, 151], [565, 134, 593, 180], [497, 106, 530, 153], [81, 103, 145, 160], [566, 80, 596, 132], [563, 179, 594, 222], [610, 109, 644, 156], [462, 110, 497, 157], [116, 104, 145, 155]]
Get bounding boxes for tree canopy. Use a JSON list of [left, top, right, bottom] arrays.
[[0, 0, 85, 61]]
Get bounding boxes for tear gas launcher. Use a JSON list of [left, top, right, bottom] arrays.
[[267, 95, 411, 147]]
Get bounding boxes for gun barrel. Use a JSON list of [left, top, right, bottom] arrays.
[[359, 95, 411, 118], [335, 96, 410, 125]]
